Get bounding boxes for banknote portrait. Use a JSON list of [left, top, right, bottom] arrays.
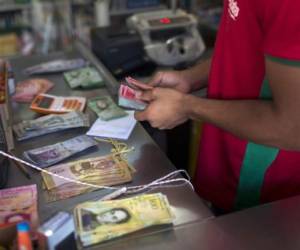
[[70, 158, 115, 176], [81, 207, 131, 231]]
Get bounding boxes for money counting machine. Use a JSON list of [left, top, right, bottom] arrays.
[[127, 9, 205, 66], [91, 9, 205, 75]]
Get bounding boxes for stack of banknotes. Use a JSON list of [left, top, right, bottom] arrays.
[[64, 67, 105, 89], [41, 155, 133, 202], [0, 185, 38, 231], [118, 76, 153, 111], [88, 96, 128, 121], [74, 193, 174, 247], [24, 58, 87, 75], [13, 111, 90, 140], [118, 84, 147, 111], [12, 78, 54, 103], [23, 135, 97, 168]]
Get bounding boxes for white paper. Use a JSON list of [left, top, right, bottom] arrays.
[[86, 111, 136, 140]]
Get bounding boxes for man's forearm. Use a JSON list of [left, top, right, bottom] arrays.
[[184, 95, 300, 150], [181, 58, 211, 91]]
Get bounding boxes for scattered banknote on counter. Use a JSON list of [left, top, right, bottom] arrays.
[[41, 155, 133, 202], [13, 111, 90, 141], [23, 135, 97, 168], [87, 111, 136, 140], [43, 182, 95, 203], [88, 96, 128, 121], [64, 67, 105, 89], [118, 84, 147, 111], [74, 193, 174, 247], [24, 58, 87, 75], [12, 78, 54, 103], [0, 185, 38, 231]]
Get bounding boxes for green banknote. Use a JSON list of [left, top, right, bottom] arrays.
[[74, 193, 174, 246], [88, 96, 127, 121], [64, 67, 105, 89]]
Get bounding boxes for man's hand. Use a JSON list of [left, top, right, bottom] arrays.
[[134, 88, 189, 129], [147, 58, 211, 93], [147, 71, 192, 93]]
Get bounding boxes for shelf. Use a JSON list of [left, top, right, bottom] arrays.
[[0, 3, 30, 13], [110, 4, 167, 16]]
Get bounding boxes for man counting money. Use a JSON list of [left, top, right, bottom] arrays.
[[129, 0, 300, 213]]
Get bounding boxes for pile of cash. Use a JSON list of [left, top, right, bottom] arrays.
[[0, 185, 38, 231], [24, 58, 87, 75], [118, 76, 152, 111], [64, 67, 105, 89], [13, 111, 90, 140], [12, 78, 54, 103], [88, 96, 128, 121], [74, 193, 174, 247], [23, 135, 97, 168], [41, 155, 133, 202], [118, 84, 147, 111]]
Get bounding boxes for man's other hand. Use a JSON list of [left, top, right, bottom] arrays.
[[147, 71, 192, 93]]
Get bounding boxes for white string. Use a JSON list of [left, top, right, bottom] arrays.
[[126, 169, 194, 194], [0, 150, 194, 196], [0, 150, 119, 190]]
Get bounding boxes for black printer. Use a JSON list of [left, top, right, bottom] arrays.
[[91, 27, 149, 76]]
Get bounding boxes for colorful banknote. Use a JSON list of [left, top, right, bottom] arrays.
[[125, 76, 153, 91], [64, 67, 105, 89], [41, 155, 133, 202], [43, 182, 95, 203], [88, 96, 127, 121], [24, 58, 87, 75], [23, 135, 97, 168], [12, 78, 54, 103], [0, 185, 38, 231], [13, 111, 90, 140], [118, 84, 147, 111], [74, 193, 174, 246]]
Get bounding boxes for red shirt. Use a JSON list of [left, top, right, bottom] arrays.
[[195, 0, 300, 211]]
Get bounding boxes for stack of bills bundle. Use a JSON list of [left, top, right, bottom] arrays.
[[64, 67, 105, 89], [13, 111, 90, 141], [118, 76, 153, 111], [12, 78, 54, 103], [23, 135, 97, 168], [118, 84, 147, 111], [74, 193, 174, 247], [41, 155, 133, 202], [0, 185, 38, 231], [88, 96, 127, 121], [24, 59, 87, 75]]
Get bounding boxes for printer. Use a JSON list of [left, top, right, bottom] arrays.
[[91, 27, 148, 76]]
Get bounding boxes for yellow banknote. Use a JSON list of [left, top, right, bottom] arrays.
[[74, 193, 174, 247]]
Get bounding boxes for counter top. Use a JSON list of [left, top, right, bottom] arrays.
[[6, 42, 213, 249]]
